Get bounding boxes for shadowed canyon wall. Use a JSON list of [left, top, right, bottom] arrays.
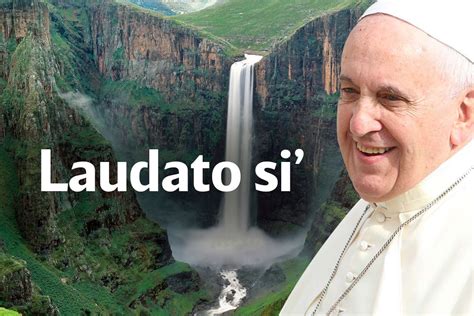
[[253, 7, 364, 233]]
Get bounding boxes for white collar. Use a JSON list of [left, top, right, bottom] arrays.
[[372, 140, 474, 213]]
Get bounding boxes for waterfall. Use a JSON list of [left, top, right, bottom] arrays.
[[153, 53, 307, 315], [169, 54, 304, 269], [220, 54, 262, 235]]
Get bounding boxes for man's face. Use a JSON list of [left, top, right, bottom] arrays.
[[337, 15, 461, 202]]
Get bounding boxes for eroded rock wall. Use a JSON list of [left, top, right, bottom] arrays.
[[90, 0, 231, 101], [253, 7, 365, 232], [0, 0, 163, 255]]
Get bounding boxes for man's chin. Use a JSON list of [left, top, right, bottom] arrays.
[[351, 176, 395, 203]]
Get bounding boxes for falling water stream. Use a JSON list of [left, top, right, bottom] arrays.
[[220, 54, 261, 235], [205, 55, 261, 315], [169, 55, 304, 314]]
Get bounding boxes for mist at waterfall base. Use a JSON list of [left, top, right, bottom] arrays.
[[166, 55, 305, 269]]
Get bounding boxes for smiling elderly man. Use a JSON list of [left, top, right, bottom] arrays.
[[281, 0, 474, 315]]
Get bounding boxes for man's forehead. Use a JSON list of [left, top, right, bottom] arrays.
[[350, 14, 435, 53], [344, 15, 435, 69], [358, 0, 473, 63], [341, 16, 444, 97]]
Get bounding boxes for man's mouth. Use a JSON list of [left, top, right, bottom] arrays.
[[356, 142, 394, 156]]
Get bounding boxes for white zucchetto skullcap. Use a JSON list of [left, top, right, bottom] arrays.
[[360, 0, 474, 63]]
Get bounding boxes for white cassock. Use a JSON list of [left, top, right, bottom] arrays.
[[281, 140, 474, 315]]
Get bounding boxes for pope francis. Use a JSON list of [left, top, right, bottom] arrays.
[[281, 0, 474, 315]]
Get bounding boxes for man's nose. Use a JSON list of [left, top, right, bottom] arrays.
[[349, 100, 382, 137]]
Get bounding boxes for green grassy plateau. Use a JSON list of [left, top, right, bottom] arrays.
[[173, 0, 367, 53]]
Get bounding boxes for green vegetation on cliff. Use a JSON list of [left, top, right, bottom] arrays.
[[0, 143, 100, 314], [0, 1, 210, 314], [101, 79, 166, 107], [174, 0, 370, 53], [0, 254, 25, 277], [0, 308, 20, 316]]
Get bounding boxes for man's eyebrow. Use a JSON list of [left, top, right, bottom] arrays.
[[378, 85, 412, 102], [339, 75, 355, 84], [339, 75, 413, 102]]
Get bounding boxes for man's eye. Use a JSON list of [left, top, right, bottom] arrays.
[[382, 94, 401, 101], [341, 88, 357, 94]]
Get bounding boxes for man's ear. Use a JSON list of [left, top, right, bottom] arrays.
[[451, 88, 474, 147]]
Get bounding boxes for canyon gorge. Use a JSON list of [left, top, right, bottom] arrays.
[[0, 0, 370, 314]]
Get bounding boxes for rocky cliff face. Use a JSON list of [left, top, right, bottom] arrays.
[[0, 253, 59, 314], [253, 7, 365, 232], [0, 0, 51, 94], [0, 0, 51, 80], [0, 1, 206, 313], [84, 0, 233, 226], [0, 0, 151, 254], [0, 255, 32, 306], [255, 8, 364, 102], [0, 0, 63, 252], [90, 0, 231, 102]]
